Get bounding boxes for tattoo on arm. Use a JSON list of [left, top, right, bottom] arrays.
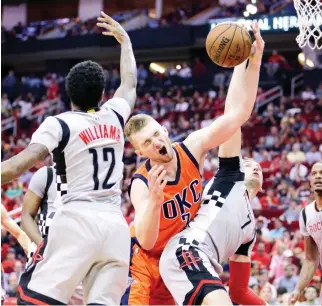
[[1, 144, 49, 185]]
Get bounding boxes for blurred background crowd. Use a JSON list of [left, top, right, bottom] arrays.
[[2, 0, 322, 305]]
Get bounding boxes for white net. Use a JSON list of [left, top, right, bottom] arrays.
[[293, 0, 322, 49]]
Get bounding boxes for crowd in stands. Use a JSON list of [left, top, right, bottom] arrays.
[[1, 56, 322, 305], [1, 0, 289, 42]]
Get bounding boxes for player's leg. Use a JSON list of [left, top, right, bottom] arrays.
[[18, 206, 99, 305], [229, 239, 266, 306], [160, 236, 230, 306], [149, 262, 175, 305], [121, 243, 152, 305], [83, 215, 131, 305]]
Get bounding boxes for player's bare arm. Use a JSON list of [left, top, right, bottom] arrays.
[[131, 165, 168, 250], [1, 204, 31, 254], [289, 236, 319, 305], [1, 144, 48, 185], [97, 11, 137, 109], [184, 22, 264, 164], [21, 190, 43, 246], [218, 59, 247, 158]]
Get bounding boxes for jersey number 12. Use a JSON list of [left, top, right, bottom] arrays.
[[89, 148, 115, 190]]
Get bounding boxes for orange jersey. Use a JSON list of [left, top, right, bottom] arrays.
[[130, 142, 203, 256]]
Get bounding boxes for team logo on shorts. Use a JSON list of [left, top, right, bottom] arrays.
[[176, 238, 203, 271]]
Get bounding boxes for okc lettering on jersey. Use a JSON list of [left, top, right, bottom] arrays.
[[308, 221, 322, 233], [78, 124, 121, 144], [162, 179, 201, 225]]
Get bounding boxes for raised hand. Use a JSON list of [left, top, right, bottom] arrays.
[[148, 165, 168, 207], [249, 21, 265, 66], [97, 11, 130, 45]]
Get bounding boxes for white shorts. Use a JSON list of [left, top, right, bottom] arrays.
[[18, 202, 130, 305]]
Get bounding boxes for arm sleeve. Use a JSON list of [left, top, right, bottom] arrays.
[[299, 208, 310, 237], [28, 167, 48, 198], [102, 97, 131, 123], [29, 117, 62, 153], [216, 155, 244, 182]]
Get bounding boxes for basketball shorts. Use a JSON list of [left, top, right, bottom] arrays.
[[160, 215, 256, 305], [18, 202, 130, 305], [121, 241, 175, 305], [159, 235, 226, 306]]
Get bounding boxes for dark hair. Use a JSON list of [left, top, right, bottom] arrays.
[[66, 60, 105, 110]]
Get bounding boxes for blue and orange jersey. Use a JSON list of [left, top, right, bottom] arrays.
[[129, 142, 203, 256]]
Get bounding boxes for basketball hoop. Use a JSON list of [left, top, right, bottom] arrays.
[[293, 0, 322, 49]]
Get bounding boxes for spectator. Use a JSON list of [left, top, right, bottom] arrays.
[[306, 145, 322, 165], [260, 187, 280, 210], [252, 242, 271, 269], [178, 63, 192, 79], [2, 70, 16, 99], [287, 143, 306, 164], [47, 78, 60, 100], [137, 64, 148, 87], [268, 218, 286, 241], [260, 285, 278, 305], [269, 242, 287, 282], [282, 200, 301, 223], [256, 217, 271, 240], [300, 286, 320, 305], [5, 273, 18, 297], [289, 161, 308, 182], [1, 249, 18, 274], [301, 86, 316, 100], [277, 264, 299, 293], [315, 82, 322, 100]]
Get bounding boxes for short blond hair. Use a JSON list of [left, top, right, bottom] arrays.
[[124, 114, 153, 139]]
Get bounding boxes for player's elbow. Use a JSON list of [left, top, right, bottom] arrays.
[[136, 232, 156, 251], [233, 108, 251, 126]]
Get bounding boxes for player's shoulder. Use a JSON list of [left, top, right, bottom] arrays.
[[134, 160, 149, 177], [300, 201, 317, 223], [32, 166, 48, 179]]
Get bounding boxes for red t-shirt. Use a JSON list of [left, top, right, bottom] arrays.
[[1, 259, 18, 273], [47, 83, 59, 100], [251, 252, 271, 269]]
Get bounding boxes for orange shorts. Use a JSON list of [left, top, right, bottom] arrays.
[[122, 243, 175, 305]]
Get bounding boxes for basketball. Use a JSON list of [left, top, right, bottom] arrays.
[[206, 22, 252, 68]]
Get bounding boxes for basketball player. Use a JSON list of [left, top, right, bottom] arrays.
[[1, 204, 31, 303], [1, 205, 31, 255], [21, 165, 84, 305], [1, 12, 137, 305], [21, 165, 57, 247], [159, 59, 267, 305], [289, 162, 322, 305], [122, 22, 264, 305]]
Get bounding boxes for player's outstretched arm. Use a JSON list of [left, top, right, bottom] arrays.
[[21, 189, 43, 246], [1, 204, 31, 254], [184, 22, 264, 163], [289, 236, 319, 305], [97, 11, 137, 110], [218, 59, 247, 158], [1, 144, 48, 185]]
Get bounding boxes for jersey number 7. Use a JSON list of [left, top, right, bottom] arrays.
[[89, 148, 115, 190]]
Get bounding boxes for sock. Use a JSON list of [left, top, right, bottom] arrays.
[[229, 260, 266, 305]]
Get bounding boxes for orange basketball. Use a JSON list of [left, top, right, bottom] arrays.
[[206, 22, 252, 68]]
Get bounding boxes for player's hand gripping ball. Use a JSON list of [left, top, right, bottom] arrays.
[[206, 21, 252, 68]]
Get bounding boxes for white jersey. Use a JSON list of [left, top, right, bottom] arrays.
[[299, 201, 322, 267], [28, 166, 58, 236], [30, 97, 130, 208]]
